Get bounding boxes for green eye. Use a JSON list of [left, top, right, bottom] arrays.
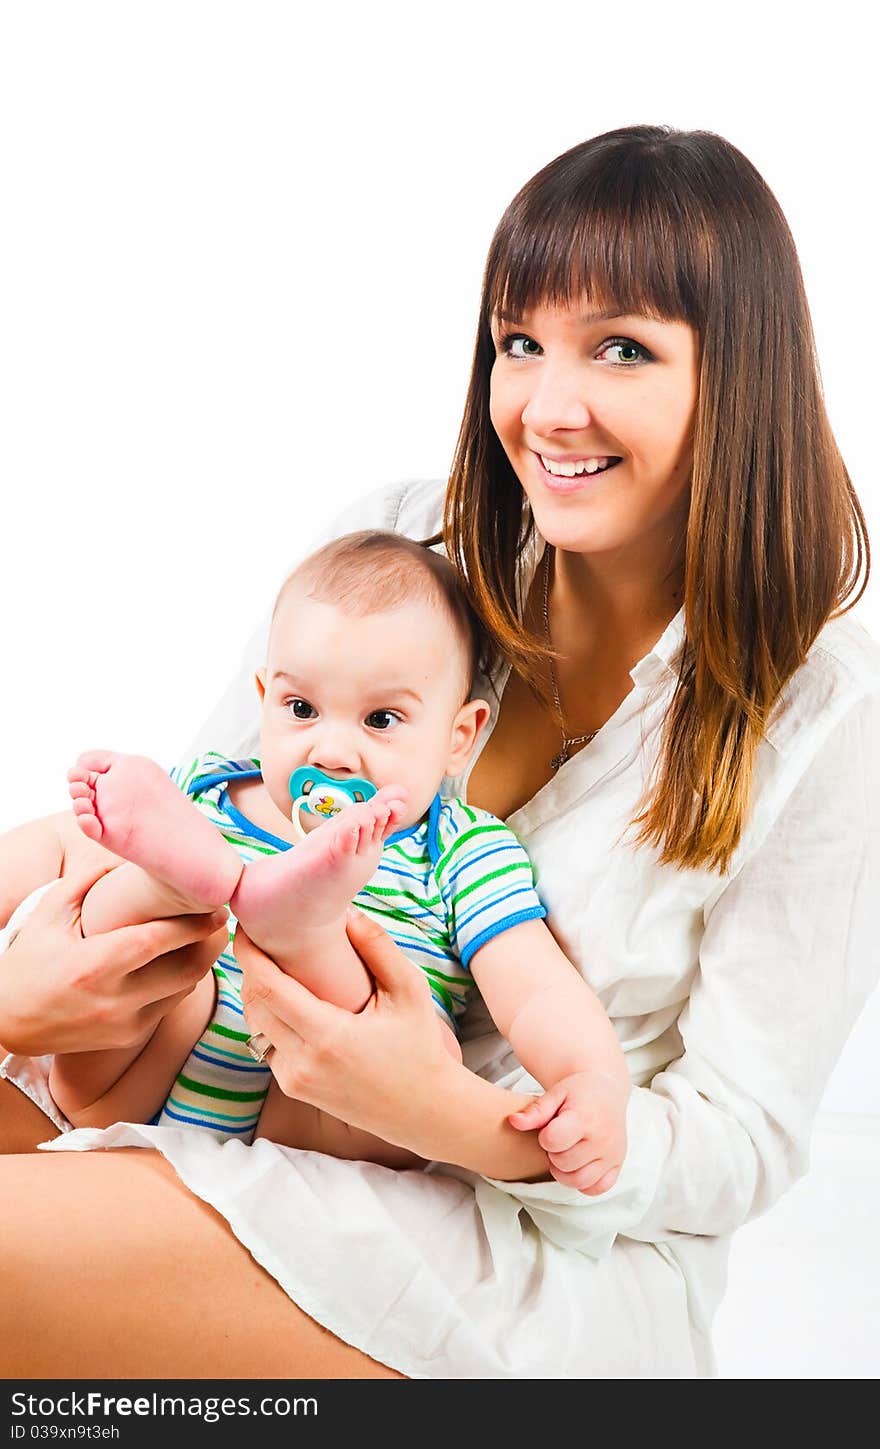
[[600, 338, 652, 365]]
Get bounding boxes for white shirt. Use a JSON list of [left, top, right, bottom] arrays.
[[7, 476, 880, 1379]]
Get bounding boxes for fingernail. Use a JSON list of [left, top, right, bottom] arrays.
[[210, 910, 229, 928]]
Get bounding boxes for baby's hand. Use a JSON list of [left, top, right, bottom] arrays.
[[507, 1068, 630, 1196]]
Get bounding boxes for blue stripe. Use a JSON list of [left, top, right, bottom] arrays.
[[186, 765, 263, 796], [445, 840, 524, 888], [372, 858, 429, 886], [384, 794, 439, 848], [455, 882, 541, 934], [364, 895, 439, 924], [429, 993, 457, 1030], [161, 1104, 260, 1134], [215, 991, 246, 1018], [460, 906, 547, 967], [191, 1046, 272, 1075], [166, 1094, 265, 1123], [218, 790, 293, 851], [387, 933, 455, 965]]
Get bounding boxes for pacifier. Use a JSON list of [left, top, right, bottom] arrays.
[[288, 766, 377, 841]]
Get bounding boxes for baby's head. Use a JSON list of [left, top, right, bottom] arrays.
[[255, 531, 492, 831]]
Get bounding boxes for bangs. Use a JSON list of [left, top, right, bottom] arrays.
[[484, 136, 709, 331]]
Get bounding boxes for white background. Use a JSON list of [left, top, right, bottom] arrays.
[[1, 5, 878, 1137]]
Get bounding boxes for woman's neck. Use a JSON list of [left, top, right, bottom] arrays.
[[547, 541, 684, 665]]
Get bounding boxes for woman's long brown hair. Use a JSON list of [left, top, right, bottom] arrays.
[[426, 125, 870, 874]]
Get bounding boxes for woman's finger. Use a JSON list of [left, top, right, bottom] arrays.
[[93, 910, 230, 980], [507, 1084, 565, 1134], [344, 906, 430, 1002], [36, 857, 125, 927], [124, 922, 229, 1004]]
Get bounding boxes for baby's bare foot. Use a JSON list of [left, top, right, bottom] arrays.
[[230, 784, 408, 965], [67, 750, 243, 909]]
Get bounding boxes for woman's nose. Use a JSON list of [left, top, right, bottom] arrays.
[[519, 363, 594, 436]]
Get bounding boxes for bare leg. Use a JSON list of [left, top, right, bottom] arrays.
[[0, 1074, 61, 1154], [0, 1149, 404, 1378]]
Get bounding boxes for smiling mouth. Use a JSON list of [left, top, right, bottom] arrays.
[[534, 453, 623, 482]]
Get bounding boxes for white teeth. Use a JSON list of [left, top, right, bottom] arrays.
[[540, 454, 616, 477]]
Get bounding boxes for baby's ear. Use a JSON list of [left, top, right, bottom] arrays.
[[446, 697, 492, 776], [255, 667, 267, 702]]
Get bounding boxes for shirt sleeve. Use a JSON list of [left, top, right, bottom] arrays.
[[181, 479, 434, 764], [435, 807, 547, 968], [478, 687, 880, 1258]]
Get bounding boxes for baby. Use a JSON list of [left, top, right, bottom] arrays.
[[25, 531, 630, 1179]]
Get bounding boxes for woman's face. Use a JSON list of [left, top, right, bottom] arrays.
[[488, 296, 700, 563]]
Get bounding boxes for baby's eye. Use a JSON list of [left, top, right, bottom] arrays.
[[287, 698, 316, 720], [365, 710, 400, 731], [595, 337, 653, 365]]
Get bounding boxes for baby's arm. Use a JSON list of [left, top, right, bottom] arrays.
[[470, 918, 631, 1194]]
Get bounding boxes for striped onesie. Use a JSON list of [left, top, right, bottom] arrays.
[[155, 752, 547, 1141]]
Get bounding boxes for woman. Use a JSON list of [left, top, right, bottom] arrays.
[[1, 124, 877, 1379]]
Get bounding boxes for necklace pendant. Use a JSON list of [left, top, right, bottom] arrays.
[[549, 746, 568, 771]]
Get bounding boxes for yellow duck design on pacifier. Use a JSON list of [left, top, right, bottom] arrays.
[[287, 767, 377, 841]]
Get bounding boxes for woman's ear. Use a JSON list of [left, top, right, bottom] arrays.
[[255, 667, 267, 703], [445, 698, 492, 778]]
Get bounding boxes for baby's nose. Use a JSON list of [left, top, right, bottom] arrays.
[[307, 727, 361, 775]]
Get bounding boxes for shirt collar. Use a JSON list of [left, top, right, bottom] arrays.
[[629, 606, 686, 689]]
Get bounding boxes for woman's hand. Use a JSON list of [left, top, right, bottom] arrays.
[[238, 907, 555, 1181], [237, 906, 464, 1159], [0, 859, 228, 1057]]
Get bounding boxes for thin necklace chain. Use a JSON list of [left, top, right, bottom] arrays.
[[542, 544, 597, 771]]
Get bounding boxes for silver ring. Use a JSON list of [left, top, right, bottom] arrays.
[[245, 1031, 274, 1064]]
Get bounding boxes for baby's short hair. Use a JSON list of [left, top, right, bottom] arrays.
[[273, 530, 486, 699]]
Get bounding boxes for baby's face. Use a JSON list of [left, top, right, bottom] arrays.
[[256, 584, 490, 831]]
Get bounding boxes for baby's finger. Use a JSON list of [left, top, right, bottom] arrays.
[[535, 1106, 586, 1155], [549, 1157, 620, 1195], [544, 1137, 600, 1174], [582, 1167, 621, 1197], [507, 1084, 566, 1134]]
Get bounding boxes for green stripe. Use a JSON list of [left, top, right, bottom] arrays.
[[451, 860, 529, 906], [423, 975, 454, 1013], [419, 963, 475, 987], [364, 882, 442, 907], [176, 1073, 267, 1103], [208, 1021, 251, 1043], [436, 821, 509, 873], [166, 1095, 264, 1124], [385, 843, 430, 866], [356, 897, 448, 946]]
